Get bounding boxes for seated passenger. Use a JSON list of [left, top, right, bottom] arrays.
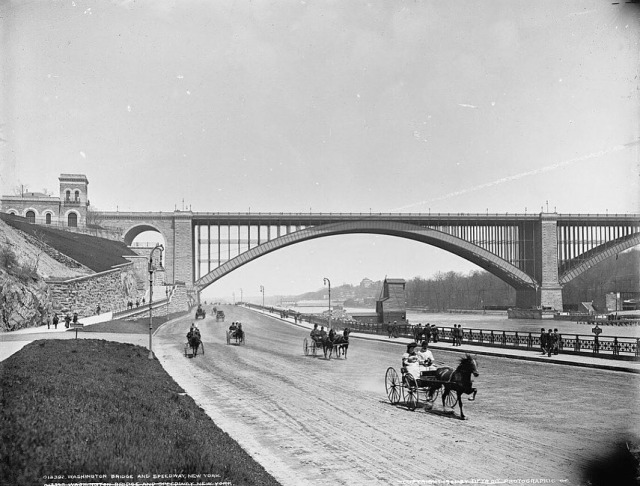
[[310, 324, 320, 341], [417, 341, 437, 375], [236, 322, 243, 338], [319, 326, 327, 339], [229, 322, 237, 332], [402, 342, 421, 381]]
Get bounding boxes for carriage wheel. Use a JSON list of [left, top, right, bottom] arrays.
[[303, 338, 309, 356], [312, 341, 318, 357], [385, 367, 402, 405], [226, 331, 230, 345], [425, 385, 440, 403], [404, 374, 420, 411], [241, 334, 246, 345], [443, 389, 458, 408]]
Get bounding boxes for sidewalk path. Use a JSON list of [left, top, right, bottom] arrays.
[[251, 308, 640, 374], [0, 324, 149, 362]]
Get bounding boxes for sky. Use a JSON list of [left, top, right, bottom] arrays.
[[1, 0, 639, 302]]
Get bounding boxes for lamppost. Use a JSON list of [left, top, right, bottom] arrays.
[[148, 243, 164, 360], [260, 285, 265, 309], [323, 277, 331, 330]]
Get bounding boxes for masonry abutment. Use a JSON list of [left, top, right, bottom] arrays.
[[537, 213, 564, 310]]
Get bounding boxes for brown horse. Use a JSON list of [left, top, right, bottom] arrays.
[[433, 354, 478, 420], [321, 328, 338, 359]]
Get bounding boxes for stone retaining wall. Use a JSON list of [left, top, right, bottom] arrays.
[[47, 264, 138, 317]]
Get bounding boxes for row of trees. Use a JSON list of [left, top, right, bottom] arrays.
[[289, 249, 640, 311], [404, 271, 515, 310]]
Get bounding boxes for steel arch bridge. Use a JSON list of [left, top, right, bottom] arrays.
[[94, 210, 640, 310]]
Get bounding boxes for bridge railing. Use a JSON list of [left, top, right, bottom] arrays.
[[245, 303, 639, 360]]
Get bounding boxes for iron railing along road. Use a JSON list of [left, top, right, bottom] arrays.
[[246, 304, 639, 360]]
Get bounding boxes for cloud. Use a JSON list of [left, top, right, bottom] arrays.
[[392, 143, 633, 211]]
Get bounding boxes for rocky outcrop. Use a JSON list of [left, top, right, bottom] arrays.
[[0, 219, 86, 331], [0, 271, 52, 331]]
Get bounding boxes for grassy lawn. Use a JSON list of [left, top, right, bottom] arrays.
[[0, 339, 281, 486]]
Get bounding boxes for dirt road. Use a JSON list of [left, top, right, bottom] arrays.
[[155, 305, 640, 486]]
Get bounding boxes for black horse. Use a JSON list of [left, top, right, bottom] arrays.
[[432, 354, 478, 420], [187, 331, 203, 357], [333, 328, 351, 358]]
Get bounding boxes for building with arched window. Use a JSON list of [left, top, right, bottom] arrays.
[[0, 174, 89, 228]]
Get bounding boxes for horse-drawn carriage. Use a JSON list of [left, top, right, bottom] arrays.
[[226, 324, 245, 345], [384, 354, 479, 419], [303, 328, 351, 359], [195, 305, 206, 319], [216, 311, 225, 322], [184, 331, 204, 358]]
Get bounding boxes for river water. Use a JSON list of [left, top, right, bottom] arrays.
[[282, 305, 640, 338]]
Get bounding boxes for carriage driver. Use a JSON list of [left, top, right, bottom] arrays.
[[187, 323, 200, 341], [402, 342, 421, 380]]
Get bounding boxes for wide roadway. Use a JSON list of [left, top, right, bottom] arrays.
[[155, 305, 640, 486]]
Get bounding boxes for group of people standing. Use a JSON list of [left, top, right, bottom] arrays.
[[126, 297, 146, 309], [46, 311, 78, 329], [540, 328, 560, 357], [451, 324, 464, 346], [412, 323, 439, 344]]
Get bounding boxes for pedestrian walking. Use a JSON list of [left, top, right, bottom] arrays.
[[52, 313, 59, 329], [546, 329, 554, 357], [553, 328, 560, 355], [431, 324, 439, 343], [539, 328, 546, 354], [423, 324, 431, 345], [64, 313, 71, 328], [96, 304, 101, 315], [72, 312, 78, 325]]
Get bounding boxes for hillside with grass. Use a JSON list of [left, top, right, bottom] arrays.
[[0, 215, 138, 331], [0, 213, 137, 273]]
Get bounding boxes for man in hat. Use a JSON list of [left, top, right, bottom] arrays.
[[402, 342, 421, 379], [546, 329, 554, 357], [553, 329, 560, 355]]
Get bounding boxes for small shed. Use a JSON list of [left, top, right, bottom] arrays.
[[376, 278, 407, 324]]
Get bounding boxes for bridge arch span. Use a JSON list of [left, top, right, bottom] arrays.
[[122, 223, 168, 246], [194, 220, 536, 291], [559, 234, 640, 285]]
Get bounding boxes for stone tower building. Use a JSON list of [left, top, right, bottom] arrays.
[[0, 173, 89, 228]]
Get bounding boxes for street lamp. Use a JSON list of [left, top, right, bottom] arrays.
[[260, 285, 265, 309], [148, 243, 164, 360], [323, 277, 331, 330]]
